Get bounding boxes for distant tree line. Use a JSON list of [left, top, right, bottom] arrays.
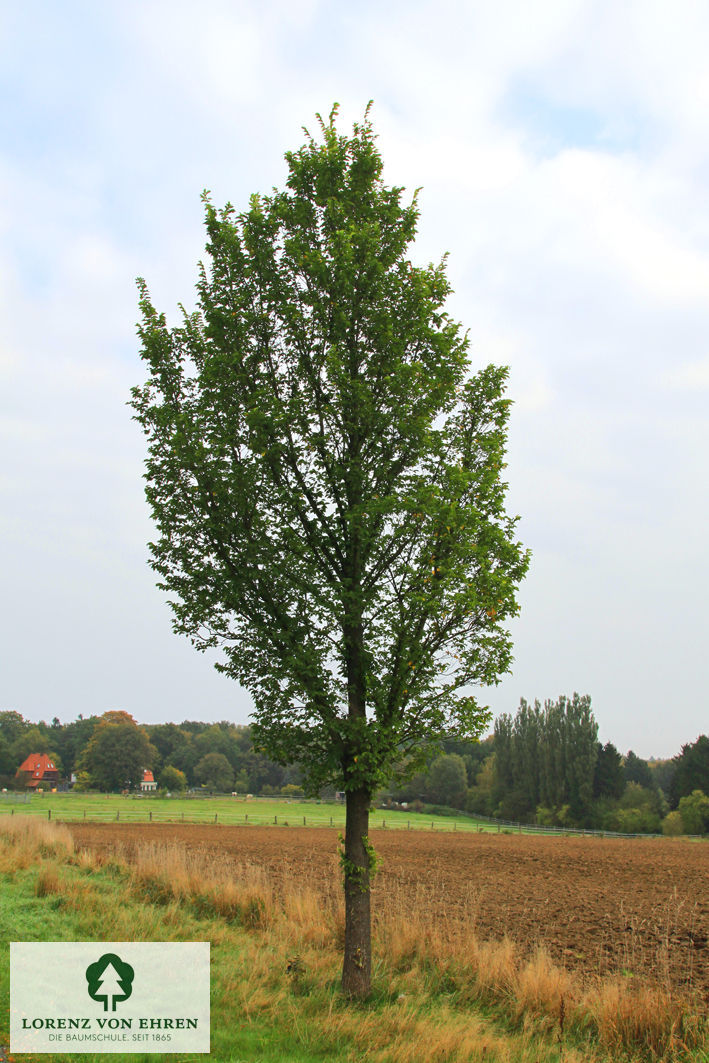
[[389, 697, 709, 836], [1, 701, 707, 834], [0, 710, 305, 797]]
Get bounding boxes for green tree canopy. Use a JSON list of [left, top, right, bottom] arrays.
[[49, 715, 100, 779], [427, 753, 468, 807], [0, 736, 14, 777], [146, 723, 191, 767], [194, 723, 240, 765], [0, 711, 27, 745], [164, 734, 199, 783], [671, 735, 709, 806], [678, 789, 709, 835], [194, 752, 233, 792], [79, 712, 156, 791], [648, 757, 676, 801], [623, 750, 654, 790], [494, 694, 597, 822], [131, 104, 529, 997], [158, 764, 188, 792], [593, 741, 624, 800], [10, 726, 56, 768]]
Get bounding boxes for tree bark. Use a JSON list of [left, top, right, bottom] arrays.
[[341, 785, 371, 997]]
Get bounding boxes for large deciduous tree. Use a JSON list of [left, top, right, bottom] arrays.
[[79, 711, 156, 792], [131, 105, 529, 997], [194, 752, 234, 792], [427, 753, 468, 807]]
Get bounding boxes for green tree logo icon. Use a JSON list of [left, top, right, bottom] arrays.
[[85, 953, 135, 1011]]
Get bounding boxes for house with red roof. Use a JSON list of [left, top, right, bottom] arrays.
[[18, 753, 60, 790], [140, 769, 157, 792]]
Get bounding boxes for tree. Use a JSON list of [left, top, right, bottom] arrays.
[[466, 752, 495, 815], [648, 757, 676, 801], [513, 697, 541, 813], [281, 782, 304, 798], [146, 722, 190, 769], [50, 715, 99, 779], [623, 750, 654, 790], [242, 748, 285, 794], [678, 789, 709, 835], [492, 713, 515, 811], [158, 765, 188, 792], [661, 810, 683, 836], [493, 694, 597, 824], [10, 727, 58, 769], [427, 753, 468, 807], [0, 736, 15, 778], [131, 105, 529, 997], [593, 741, 624, 800], [164, 734, 199, 784], [194, 752, 233, 792], [670, 735, 709, 806], [0, 710, 27, 745], [79, 712, 156, 791]]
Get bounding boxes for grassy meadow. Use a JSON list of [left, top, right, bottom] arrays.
[[0, 791, 504, 833], [1, 816, 707, 1063]]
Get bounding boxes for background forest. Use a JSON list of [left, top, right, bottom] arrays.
[[1, 703, 707, 836]]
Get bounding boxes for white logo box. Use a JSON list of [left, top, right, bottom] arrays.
[[11, 942, 210, 1054]]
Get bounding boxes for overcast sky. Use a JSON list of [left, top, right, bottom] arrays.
[[1, 1, 707, 758]]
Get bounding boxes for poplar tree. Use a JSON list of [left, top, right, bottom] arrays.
[[131, 105, 529, 997]]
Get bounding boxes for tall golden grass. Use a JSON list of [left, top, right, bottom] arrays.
[[0, 813, 73, 870]]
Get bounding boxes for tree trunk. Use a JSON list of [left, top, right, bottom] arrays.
[[341, 785, 371, 998]]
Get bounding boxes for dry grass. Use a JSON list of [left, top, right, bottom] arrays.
[[580, 978, 706, 1058], [0, 814, 73, 868], [127, 841, 277, 927], [0, 815, 72, 897], [34, 864, 63, 897], [74, 846, 99, 872], [515, 946, 575, 1022], [104, 840, 348, 948]]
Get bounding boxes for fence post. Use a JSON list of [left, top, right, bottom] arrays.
[[303, 816, 306, 826], [149, 811, 152, 822], [214, 814, 218, 824], [497, 823, 500, 833], [383, 819, 386, 829], [116, 811, 119, 822], [274, 815, 277, 825], [48, 809, 51, 821], [453, 822, 456, 832], [10, 808, 13, 816], [181, 812, 184, 823], [330, 816, 333, 827], [407, 820, 410, 830], [83, 809, 86, 820], [245, 813, 248, 823]]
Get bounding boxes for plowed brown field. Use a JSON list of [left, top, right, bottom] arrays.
[[68, 823, 709, 999]]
